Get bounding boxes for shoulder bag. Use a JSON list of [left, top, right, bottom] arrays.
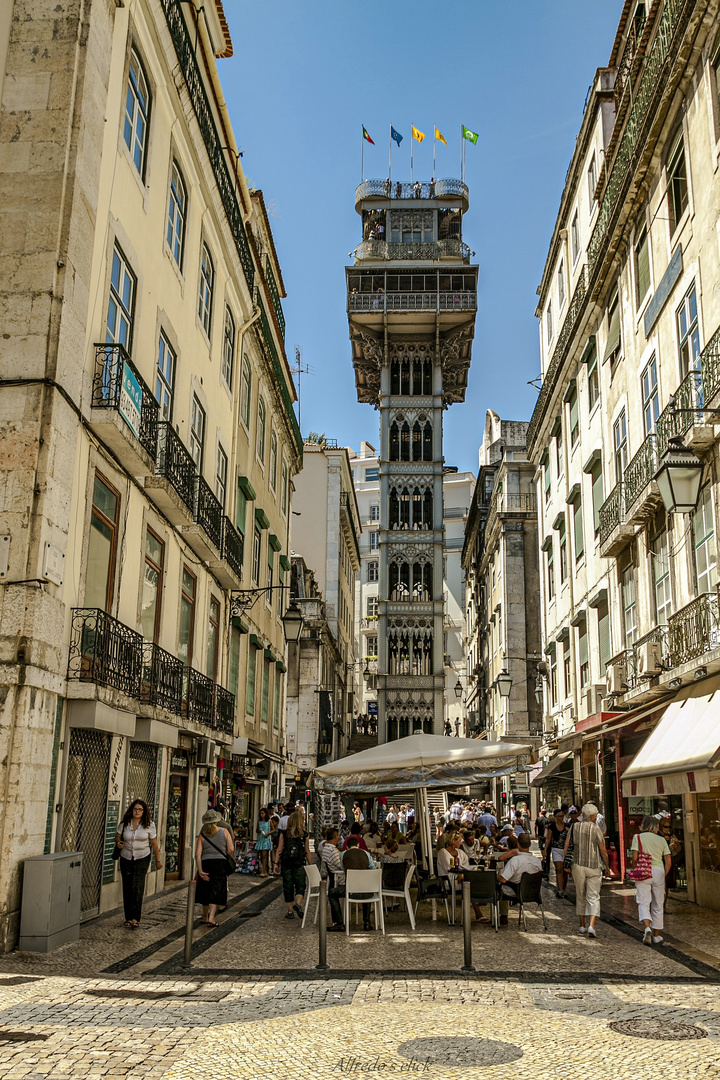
[[629, 836, 653, 881], [203, 829, 236, 876], [562, 824, 575, 871]]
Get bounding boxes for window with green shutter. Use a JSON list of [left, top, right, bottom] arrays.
[[573, 497, 584, 560], [569, 391, 579, 447], [597, 600, 610, 676], [578, 619, 589, 688], [635, 224, 651, 305], [261, 657, 271, 724], [274, 673, 281, 729], [236, 487, 247, 536], [229, 627, 241, 699], [591, 461, 604, 534], [247, 644, 256, 714]]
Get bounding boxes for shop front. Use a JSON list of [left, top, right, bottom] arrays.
[[164, 747, 190, 881], [530, 750, 575, 809]]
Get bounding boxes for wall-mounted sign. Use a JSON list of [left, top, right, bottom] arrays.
[[119, 360, 142, 437]]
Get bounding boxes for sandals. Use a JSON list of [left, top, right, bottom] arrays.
[[202, 920, 219, 927]]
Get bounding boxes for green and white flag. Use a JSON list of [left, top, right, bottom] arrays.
[[462, 125, 479, 144]]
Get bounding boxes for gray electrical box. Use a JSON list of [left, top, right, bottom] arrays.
[[19, 852, 83, 952]]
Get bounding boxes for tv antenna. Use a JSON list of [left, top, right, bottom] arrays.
[[292, 345, 313, 430]]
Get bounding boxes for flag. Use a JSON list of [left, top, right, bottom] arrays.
[[462, 125, 479, 144], [412, 126, 425, 143], [362, 126, 375, 145], [391, 126, 403, 146], [435, 128, 447, 146]]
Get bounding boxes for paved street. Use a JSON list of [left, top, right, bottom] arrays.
[[0, 875, 717, 1079]]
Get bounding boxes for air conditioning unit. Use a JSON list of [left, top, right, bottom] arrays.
[[583, 684, 605, 718], [194, 738, 215, 768], [606, 664, 625, 696], [636, 639, 663, 678]]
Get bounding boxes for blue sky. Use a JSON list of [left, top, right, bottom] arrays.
[[221, 2, 621, 474]]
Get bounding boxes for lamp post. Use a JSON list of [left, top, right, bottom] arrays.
[[454, 678, 463, 699]]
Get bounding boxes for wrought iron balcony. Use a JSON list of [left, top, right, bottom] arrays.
[[252, 288, 303, 455], [699, 324, 720, 404], [222, 517, 244, 580], [264, 255, 285, 340], [214, 684, 236, 735], [141, 641, 183, 713], [598, 481, 635, 556], [355, 178, 469, 205], [67, 608, 143, 698], [156, 422, 196, 513], [485, 491, 537, 539], [668, 592, 720, 667], [353, 239, 470, 262], [186, 666, 214, 726], [623, 434, 660, 520], [92, 344, 159, 460], [348, 290, 476, 313], [656, 368, 703, 455], [194, 476, 223, 551], [606, 648, 635, 693]]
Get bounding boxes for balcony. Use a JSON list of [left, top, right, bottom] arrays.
[[221, 517, 244, 582], [264, 254, 285, 340], [353, 239, 471, 263], [90, 344, 158, 476], [348, 289, 476, 313], [623, 434, 661, 524], [214, 685, 236, 736], [485, 491, 537, 539], [599, 482, 635, 557], [186, 667, 214, 727], [668, 593, 720, 667], [182, 476, 223, 561], [354, 177, 469, 210], [656, 368, 713, 456], [146, 422, 196, 524], [606, 649, 635, 696], [67, 608, 143, 698], [141, 641, 183, 714]]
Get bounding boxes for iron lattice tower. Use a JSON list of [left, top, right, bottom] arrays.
[[347, 178, 477, 742]]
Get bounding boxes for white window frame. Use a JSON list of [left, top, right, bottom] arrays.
[[215, 444, 228, 508], [124, 48, 150, 178], [198, 243, 214, 337], [156, 331, 175, 421], [190, 394, 205, 473], [166, 160, 186, 268], [256, 397, 267, 464], [222, 306, 235, 388]]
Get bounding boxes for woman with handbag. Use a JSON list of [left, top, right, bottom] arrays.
[[115, 799, 162, 929], [194, 810, 235, 927], [564, 804, 608, 939], [631, 815, 672, 945]]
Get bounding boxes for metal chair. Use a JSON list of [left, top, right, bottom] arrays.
[[381, 859, 417, 930], [415, 874, 451, 925], [516, 870, 547, 931], [344, 869, 385, 935], [463, 869, 500, 932], [301, 863, 322, 928]]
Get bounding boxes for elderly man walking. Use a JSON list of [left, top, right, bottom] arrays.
[[565, 803, 608, 939]]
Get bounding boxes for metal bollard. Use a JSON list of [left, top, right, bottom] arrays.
[[461, 880, 474, 972], [183, 877, 196, 966], [316, 878, 329, 971]]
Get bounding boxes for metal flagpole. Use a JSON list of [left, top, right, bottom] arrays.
[[361, 130, 364, 181], [433, 130, 436, 180], [388, 124, 392, 181], [460, 125, 464, 184], [410, 130, 414, 185]]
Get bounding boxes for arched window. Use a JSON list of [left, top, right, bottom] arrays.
[[399, 487, 410, 529], [389, 487, 400, 528], [390, 358, 400, 395], [412, 421, 422, 461], [400, 420, 411, 461], [166, 161, 186, 267], [390, 421, 400, 461], [389, 561, 410, 600], [124, 49, 151, 177], [423, 488, 433, 529], [422, 419, 432, 460]]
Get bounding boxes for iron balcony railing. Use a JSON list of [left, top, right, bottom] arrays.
[[485, 491, 537, 539], [264, 254, 285, 340], [194, 476, 223, 551], [599, 481, 625, 547], [656, 368, 703, 455], [156, 421, 196, 513], [252, 288, 303, 456], [92, 343, 159, 459], [222, 516, 243, 580], [699, 324, 720, 404], [348, 290, 476, 313], [355, 178, 469, 203], [607, 647, 635, 691], [141, 641, 183, 713], [668, 592, 720, 667], [214, 684, 236, 735], [186, 666, 214, 726], [67, 608, 143, 697], [353, 239, 470, 262], [623, 434, 658, 510]]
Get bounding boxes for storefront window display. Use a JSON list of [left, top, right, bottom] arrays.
[[698, 792, 720, 872]]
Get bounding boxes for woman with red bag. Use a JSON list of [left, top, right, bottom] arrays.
[[630, 815, 672, 945]]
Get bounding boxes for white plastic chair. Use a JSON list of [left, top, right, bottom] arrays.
[[344, 869, 385, 935], [301, 863, 322, 928], [382, 859, 417, 930]]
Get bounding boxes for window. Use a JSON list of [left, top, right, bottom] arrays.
[[571, 212, 580, 264], [252, 527, 262, 585], [236, 484, 247, 538], [667, 130, 688, 234], [613, 410, 628, 483], [578, 620, 589, 689], [641, 356, 659, 435], [198, 243, 214, 336], [267, 547, 274, 603], [559, 519, 568, 583], [587, 345, 600, 410], [229, 627, 241, 700], [549, 649, 558, 706], [370, 504, 380, 521], [365, 467, 379, 481], [366, 634, 378, 658], [156, 332, 175, 420], [693, 486, 717, 595], [544, 457, 551, 503], [572, 496, 584, 560], [546, 543, 555, 603], [563, 640, 571, 698], [590, 459, 604, 534], [206, 596, 220, 681], [240, 356, 252, 428], [178, 567, 196, 669], [652, 528, 672, 624], [555, 426, 564, 478], [256, 398, 266, 463], [281, 460, 289, 515], [106, 246, 135, 350], [367, 560, 378, 582], [603, 289, 621, 367], [634, 224, 650, 306], [85, 474, 119, 611], [261, 656, 271, 724], [123, 49, 150, 177], [190, 395, 205, 472], [546, 302, 553, 345], [269, 432, 278, 491], [622, 564, 638, 648], [273, 671, 281, 729], [222, 307, 235, 388], [569, 390, 579, 447], [557, 260, 566, 310], [141, 528, 164, 642], [677, 284, 700, 379], [215, 444, 227, 507], [587, 153, 597, 209], [367, 596, 379, 618], [597, 599, 611, 676], [370, 531, 379, 551], [247, 644, 257, 715], [166, 161, 186, 267]]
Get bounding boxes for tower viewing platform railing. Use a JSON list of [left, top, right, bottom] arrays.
[[353, 239, 471, 263], [355, 178, 469, 209], [348, 291, 476, 314]]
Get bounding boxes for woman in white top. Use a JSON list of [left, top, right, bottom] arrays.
[[631, 815, 672, 945], [115, 799, 162, 928]]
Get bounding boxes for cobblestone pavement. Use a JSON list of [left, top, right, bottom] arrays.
[[0, 876, 717, 1078]]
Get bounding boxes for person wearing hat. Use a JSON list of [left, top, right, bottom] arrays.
[[194, 810, 234, 927]]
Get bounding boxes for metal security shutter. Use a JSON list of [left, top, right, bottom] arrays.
[[126, 742, 158, 814], [61, 729, 111, 915]]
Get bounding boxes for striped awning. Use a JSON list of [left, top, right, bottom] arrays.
[[621, 692, 720, 797]]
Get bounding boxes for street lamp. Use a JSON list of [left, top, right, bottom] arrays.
[[496, 669, 512, 698], [654, 435, 705, 515], [534, 674, 544, 705], [454, 678, 463, 699], [281, 601, 304, 642]]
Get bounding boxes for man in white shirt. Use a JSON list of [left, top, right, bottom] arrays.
[[497, 834, 542, 924], [449, 801, 463, 821], [385, 805, 398, 826]]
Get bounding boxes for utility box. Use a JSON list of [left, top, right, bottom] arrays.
[[19, 852, 83, 952]]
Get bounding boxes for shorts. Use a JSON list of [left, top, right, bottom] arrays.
[[281, 863, 307, 902], [551, 848, 565, 864]]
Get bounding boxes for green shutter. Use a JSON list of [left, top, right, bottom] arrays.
[[229, 627, 241, 698], [597, 601, 610, 675], [269, 533, 282, 552], [569, 392, 579, 437], [274, 672, 282, 729], [578, 622, 589, 667], [574, 499, 584, 559], [261, 658, 271, 724], [591, 463, 604, 533], [280, 554, 291, 571], [236, 487, 247, 535], [247, 644, 256, 714], [238, 476, 256, 500]]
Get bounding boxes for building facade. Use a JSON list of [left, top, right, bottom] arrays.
[[528, 0, 720, 909], [349, 443, 474, 734], [347, 179, 478, 741], [0, 0, 301, 946]]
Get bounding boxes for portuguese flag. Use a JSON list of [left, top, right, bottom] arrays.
[[362, 126, 375, 145]]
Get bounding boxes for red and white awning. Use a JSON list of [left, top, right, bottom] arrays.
[[620, 691, 720, 797]]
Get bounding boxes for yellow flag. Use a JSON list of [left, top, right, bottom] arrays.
[[412, 126, 425, 143], [435, 127, 447, 146]]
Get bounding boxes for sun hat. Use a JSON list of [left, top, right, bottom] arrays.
[[202, 809, 223, 824]]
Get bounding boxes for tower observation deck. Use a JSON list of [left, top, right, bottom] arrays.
[[347, 178, 478, 742]]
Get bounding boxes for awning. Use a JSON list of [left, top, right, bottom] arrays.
[[531, 750, 573, 787], [621, 690, 720, 797]]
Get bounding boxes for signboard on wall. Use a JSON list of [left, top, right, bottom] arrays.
[[119, 360, 142, 437], [367, 701, 378, 716]]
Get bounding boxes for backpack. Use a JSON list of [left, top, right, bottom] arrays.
[[284, 833, 306, 867]]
